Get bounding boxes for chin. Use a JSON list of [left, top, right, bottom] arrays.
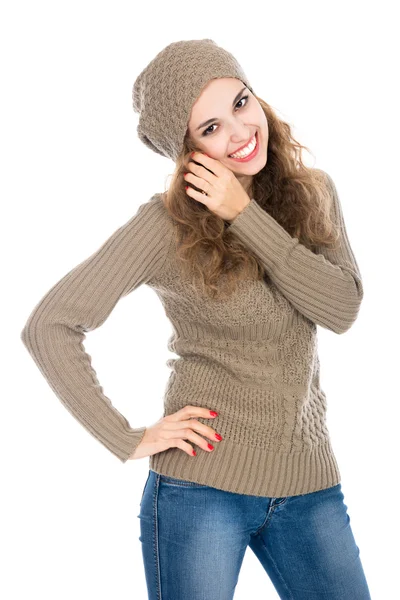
[[232, 153, 267, 176]]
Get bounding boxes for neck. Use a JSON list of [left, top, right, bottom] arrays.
[[237, 175, 254, 199]]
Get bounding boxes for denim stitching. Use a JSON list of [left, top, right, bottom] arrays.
[[257, 533, 295, 600], [273, 496, 288, 507], [252, 497, 288, 537], [159, 474, 209, 488], [153, 473, 162, 600]]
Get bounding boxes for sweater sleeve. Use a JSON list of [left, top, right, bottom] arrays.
[[20, 194, 170, 463], [227, 171, 364, 334]]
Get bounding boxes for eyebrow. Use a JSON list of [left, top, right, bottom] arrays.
[[195, 86, 248, 132]]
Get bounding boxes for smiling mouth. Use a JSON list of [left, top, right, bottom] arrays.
[[228, 132, 259, 161]]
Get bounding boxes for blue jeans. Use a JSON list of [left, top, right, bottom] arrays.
[[138, 470, 371, 599]]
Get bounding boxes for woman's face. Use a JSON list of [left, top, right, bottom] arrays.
[[186, 77, 268, 190]]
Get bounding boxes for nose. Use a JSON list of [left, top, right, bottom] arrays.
[[230, 123, 252, 144]]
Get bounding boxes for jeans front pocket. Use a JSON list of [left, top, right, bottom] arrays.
[[159, 473, 210, 488]]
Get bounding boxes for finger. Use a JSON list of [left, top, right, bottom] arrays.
[[191, 152, 225, 177], [188, 159, 218, 185], [175, 438, 197, 457], [185, 185, 209, 204], [174, 428, 215, 453], [166, 405, 218, 422], [178, 419, 222, 443], [183, 171, 208, 191]]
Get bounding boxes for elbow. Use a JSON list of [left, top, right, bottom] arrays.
[[326, 316, 359, 335], [20, 315, 46, 354], [324, 285, 364, 335], [334, 276, 364, 334], [332, 302, 363, 335], [20, 322, 36, 354], [333, 321, 357, 335], [21, 322, 30, 347]]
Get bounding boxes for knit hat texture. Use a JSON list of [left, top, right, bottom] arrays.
[[132, 39, 255, 162]]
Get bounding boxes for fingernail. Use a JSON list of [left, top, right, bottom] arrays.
[[207, 443, 214, 451], [209, 411, 218, 417], [215, 433, 223, 441]]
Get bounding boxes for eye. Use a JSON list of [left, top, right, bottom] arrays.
[[235, 94, 249, 110], [201, 94, 250, 137]]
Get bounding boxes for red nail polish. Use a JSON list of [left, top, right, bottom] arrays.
[[192, 449, 196, 456], [208, 443, 214, 450], [210, 411, 218, 417], [215, 433, 223, 441]]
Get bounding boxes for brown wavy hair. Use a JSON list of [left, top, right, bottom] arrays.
[[160, 93, 339, 301]]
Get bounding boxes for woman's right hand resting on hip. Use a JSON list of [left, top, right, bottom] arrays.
[[128, 405, 222, 460]]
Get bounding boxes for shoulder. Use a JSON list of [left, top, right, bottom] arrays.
[[145, 191, 166, 209], [311, 167, 340, 210], [125, 192, 170, 228], [311, 167, 331, 186], [121, 192, 175, 250], [311, 168, 338, 196], [137, 192, 173, 224], [98, 193, 173, 253]]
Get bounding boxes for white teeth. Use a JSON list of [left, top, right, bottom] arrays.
[[229, 134, 257, 158]]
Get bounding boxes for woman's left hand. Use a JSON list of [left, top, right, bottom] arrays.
[[184, 151, 251, 222]]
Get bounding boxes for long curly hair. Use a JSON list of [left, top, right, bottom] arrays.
[[161, 93, 339, 301]]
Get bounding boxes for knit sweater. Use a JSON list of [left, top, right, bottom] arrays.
[[20, 169, 363, 497]]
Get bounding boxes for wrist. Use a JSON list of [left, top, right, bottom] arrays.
[[228, 197, 251, 224]]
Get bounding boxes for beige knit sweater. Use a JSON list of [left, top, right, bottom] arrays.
[[20, 169, 363, 497]]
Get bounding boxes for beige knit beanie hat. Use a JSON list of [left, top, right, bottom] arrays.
[[132, 38, 255, 162]]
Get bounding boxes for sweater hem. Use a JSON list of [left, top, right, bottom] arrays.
[[148, 437, 341, 498]]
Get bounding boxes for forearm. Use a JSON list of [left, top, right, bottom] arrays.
[[227, 175, 363, 333]]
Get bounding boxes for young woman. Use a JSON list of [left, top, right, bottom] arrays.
[[21, 39, 371, 599]]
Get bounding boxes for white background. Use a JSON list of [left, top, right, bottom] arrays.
[[2, 0, 398, 598]]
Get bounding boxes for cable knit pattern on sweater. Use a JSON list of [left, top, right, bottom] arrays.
[[20, 169, 363, 497]]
